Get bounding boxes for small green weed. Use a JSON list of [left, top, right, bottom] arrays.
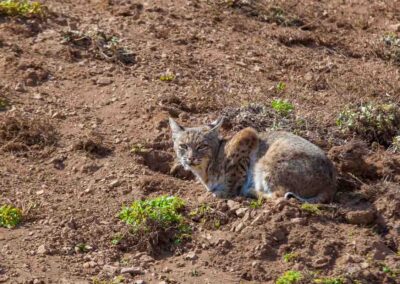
[[0, 0, 45, 18], [276, 270, 303, 284], [381, 264, 399, 278], [111, 233, 123, 245], [0, 204, 22, 228], [336, 103, 400, 146], [191, 269, 201, 277], [276, 82, 286, 92], [301, 203, 321, 215], [271, 99, 294, 117], [283, 252, 299, 263], [119, 195, 185, 230], [314, 277, 344, 284], [250, 197, 264, 209], [75, 243, 92, 253], [0, 97, 9, 111], [160, 73, 175, 82], [130, 143, 149, 154], [189, 203, 227, 230]]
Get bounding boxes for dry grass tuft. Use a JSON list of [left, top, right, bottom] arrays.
[[0, 113, 58, 152]]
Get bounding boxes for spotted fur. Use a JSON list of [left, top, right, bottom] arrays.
[[169, 117, 337, 203]]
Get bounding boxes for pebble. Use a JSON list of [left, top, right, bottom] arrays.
[[235, 207, 248, 217], [108, 179, 121, 188], [15, 82, 26, 92], [227, 200, 240, 211], [135, 281, 145, 284], [37, 244, 49, 255], [121, 266, 144, 275], [184, 251, 198, 261], [103, 264, 119, 274], [96, 77, 113, 86]]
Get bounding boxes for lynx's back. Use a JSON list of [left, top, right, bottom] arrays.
[[252, 130, 337, 203]]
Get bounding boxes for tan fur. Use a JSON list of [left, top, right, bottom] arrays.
[[169, 118, 337, 203]]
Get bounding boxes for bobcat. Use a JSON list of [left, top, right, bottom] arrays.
[[169, 117, 337, 203]]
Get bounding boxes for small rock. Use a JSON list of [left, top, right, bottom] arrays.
[[234, 222, 245, 232], [103, 264, 119, 275], [15, 82, 26, 92], [120, 266, 144, 275], [109, 179, 121, 188], [227, 200, 240, 211], [360, 262, 369, 269], [346, 209, 375, 225], [184, 252, 198, 261], [389, 23, 400, 32], [139, 254, 154, 263], [253, 65, 262, 72], [135, 280, 145, 284], [96, 77, 113, 86], [290, 217, 306, 225], [235, 207, 248, 217], [33, 93, 43, 100], [158, 281, 168, 284], [37, 244, 49, 255]]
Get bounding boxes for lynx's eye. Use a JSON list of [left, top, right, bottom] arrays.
[[197, 144, 209, 151], [178, 144, 188, 151]]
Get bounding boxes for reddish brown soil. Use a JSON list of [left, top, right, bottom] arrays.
[[1, 0, 400, 283]]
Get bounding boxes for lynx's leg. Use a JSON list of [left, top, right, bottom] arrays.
[[224, 128, 259, 197]]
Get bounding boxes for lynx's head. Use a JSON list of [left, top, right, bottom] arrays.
[[169, 117, 223, 173]]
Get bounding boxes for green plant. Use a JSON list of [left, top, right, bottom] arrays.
[[300, 203, 321, 215], [276, 82, 286, 92], [0, 204, 22, 228], [283, 252, 299, 263], [314, 277, 344, 284], [119, 195, 185, 229], [250, 197, 264, 209], [336, 103, 400, 146], [160, 73, 175, 82], [111, 233, 123, 245], [0, 0, 44, 17], [75, 243, 92, 253], [276, 270, 303, 284], [0, 97, 8, 111], [130, 143, 149, 154], [271, 99, 294, 117]]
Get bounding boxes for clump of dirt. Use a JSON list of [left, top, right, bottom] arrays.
[[329, 140, 400, 183], [219, 0, 304, 27], [73, 131, 113, 158], [61, 29, 136, 65], [17, 61, 50, 86], [0, 113, 58, 152]]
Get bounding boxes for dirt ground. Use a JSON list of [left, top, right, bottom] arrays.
[[1, 0, 400, 283]]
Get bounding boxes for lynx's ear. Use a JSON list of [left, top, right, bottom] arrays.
[[208, 116, 224, 133], [169, 118, 184, 137]]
